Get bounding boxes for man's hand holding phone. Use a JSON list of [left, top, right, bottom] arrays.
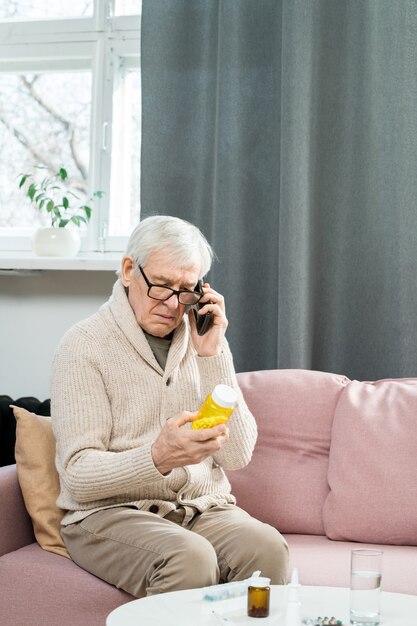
[[188, 281, 228, 357]]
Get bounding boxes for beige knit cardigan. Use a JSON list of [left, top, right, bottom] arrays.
[[51, 280, 257, 525]]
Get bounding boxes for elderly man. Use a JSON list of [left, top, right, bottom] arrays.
[[51, 215, 288, 597]]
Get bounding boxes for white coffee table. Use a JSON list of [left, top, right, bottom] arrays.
[[107, 584, 417, 625]]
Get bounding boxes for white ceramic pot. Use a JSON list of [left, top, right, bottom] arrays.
[[32, 227, 81, 257]]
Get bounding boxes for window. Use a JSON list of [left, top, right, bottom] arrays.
[[0, 0, 141, 253], [0, 1, 94, 20], [0, 71, 92, 230]]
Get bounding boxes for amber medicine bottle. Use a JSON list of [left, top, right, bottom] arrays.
[[247, 576, 271, 618], [191, 384, 237, 430]]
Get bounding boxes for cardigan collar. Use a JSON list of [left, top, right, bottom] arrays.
[[106, 279, 190, 377]]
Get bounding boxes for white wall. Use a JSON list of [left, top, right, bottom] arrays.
[[0, 271, 117, 400]]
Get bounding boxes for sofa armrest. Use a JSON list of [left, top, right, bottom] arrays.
[[0, 464, 35, 556]]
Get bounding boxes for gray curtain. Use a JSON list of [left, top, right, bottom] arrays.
[[140, 0, 417, 380]]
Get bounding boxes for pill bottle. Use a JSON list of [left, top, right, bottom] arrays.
[[191, 384, 237, 430], [247, 576, 271, 618]]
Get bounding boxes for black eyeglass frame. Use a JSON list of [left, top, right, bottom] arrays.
[[138, 265, 203, 305]]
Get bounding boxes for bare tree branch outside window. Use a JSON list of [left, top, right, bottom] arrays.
[[0, 72, 91, 228], [0, 0, 141, 240], [0, 0, 93, 229]]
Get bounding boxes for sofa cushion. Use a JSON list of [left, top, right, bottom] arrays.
[[12, 405, 70, 559], [285, 534, 417, 595], [0, 543, 133, 626], [230, 369, 349, 535], [0, 396, 51, 467], [323, 378, 417, 545], [0, 396, 16, 467]]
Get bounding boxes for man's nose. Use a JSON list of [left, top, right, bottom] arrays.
[[164, 294, 180, 310]]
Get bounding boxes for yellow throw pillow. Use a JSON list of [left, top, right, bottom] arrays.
[[12, 405, 70, 559]]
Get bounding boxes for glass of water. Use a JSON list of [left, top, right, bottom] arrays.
[[350, 549, 383, 626]]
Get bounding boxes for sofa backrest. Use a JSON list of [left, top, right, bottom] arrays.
[[230, 369, 349, 535], [231, 370, 417, 547]]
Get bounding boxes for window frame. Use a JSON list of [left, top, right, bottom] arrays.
[[0, 0, 141, 254]]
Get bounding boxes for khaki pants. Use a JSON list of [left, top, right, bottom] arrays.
[[61, 504, 289, 598]]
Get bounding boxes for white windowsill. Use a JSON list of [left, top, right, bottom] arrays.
[[0, 251, 121, 272]]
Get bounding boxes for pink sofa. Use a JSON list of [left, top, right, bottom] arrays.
[[229, 370, 417, 595], [1, 369, 416, 625]]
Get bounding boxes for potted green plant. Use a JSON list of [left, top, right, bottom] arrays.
[[18, 165, 103, 257]]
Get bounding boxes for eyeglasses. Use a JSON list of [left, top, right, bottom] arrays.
[[138, 265, 203, 305]]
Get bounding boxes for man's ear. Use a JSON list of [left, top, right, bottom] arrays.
[[120, 256, 135, 287]]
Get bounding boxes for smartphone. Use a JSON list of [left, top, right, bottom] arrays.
[[193, 279, 213, 335]]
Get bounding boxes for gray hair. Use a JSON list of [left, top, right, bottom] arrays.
[[123, 215, 214, 278]]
